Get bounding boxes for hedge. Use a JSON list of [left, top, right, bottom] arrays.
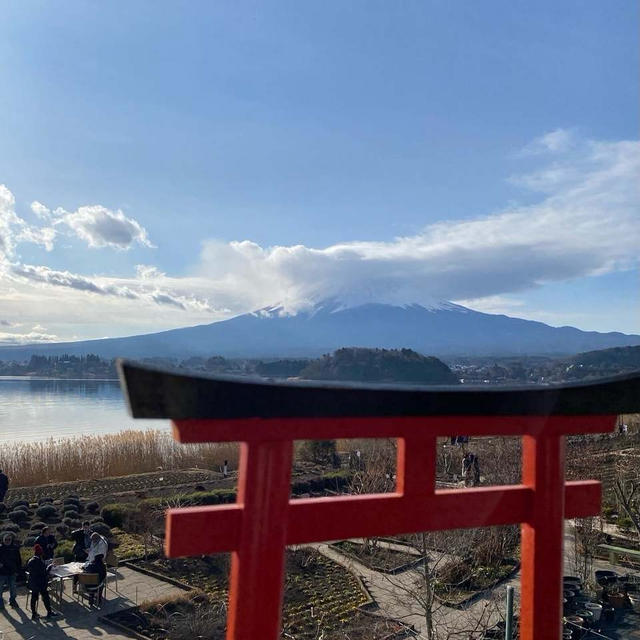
[[102, 504, 138, 528]]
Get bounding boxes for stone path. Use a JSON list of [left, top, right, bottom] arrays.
[[317, 543, 513, 638], [0, 565, 187, 640], [319, 524, 640, 639]]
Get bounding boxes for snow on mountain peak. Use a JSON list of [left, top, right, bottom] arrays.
[[252, 295, 468, 319]]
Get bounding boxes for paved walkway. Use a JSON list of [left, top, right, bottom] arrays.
[[0, 566, 187, 640], [317, 542, 512, 638], [319, 524, 640, 639]]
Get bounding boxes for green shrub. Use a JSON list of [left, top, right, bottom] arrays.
[[8, 510, 28, 523], [91, 522, 112, 538], [56, 539, 75, 562], [291, 470, 353, 495], [1, 523, 19, 533], [102, 503, 138, 528], [13, 505, 30, 515], [63, 517, 82, 529], [139, 489, 237, 511], [299, 440, 338, 465], [0, 503, 6, 514], [10, 500, 29, 510], [30, 521, 46, 531], [617, 515, 634, 530], [23, 535, 37, 547], [36, 504, 58, 519], [63, 498, 83, 513], [38, 497, 54, 505], [86, 501, 100, 514]]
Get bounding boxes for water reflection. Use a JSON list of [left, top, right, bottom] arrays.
[[0, 377, 169, 443]]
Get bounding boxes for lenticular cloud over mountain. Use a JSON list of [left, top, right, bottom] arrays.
[[193, 133, 639, 315]]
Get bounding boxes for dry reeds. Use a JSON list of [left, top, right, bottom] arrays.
[[0, 429, 238, 488]]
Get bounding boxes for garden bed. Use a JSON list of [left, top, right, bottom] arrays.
[[126, 549, 381, 638], [5, 469, 221, 504], [434, 559, 519, 608], [331, 539, 422, 573], [104, 591, 415, 640]]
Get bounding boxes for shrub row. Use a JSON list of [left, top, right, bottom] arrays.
[[291, 470, 352, 495], [100, 471, 353, 531]]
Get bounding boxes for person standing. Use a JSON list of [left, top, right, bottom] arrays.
[[462, 452, 480, 487], [26, 544, 58, 620], [71, 522, 92, 562], [0, 470, 8, 504], [86, 532, 108, 563], [0, 533, 21, 609], [35, 527, 58, 561]]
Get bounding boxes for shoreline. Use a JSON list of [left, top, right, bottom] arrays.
[[0, 375, 120, 381]]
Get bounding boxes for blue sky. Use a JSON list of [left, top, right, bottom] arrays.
[[0, 1, 638, 343]]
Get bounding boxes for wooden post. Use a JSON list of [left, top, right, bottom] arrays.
[[226, 440, 293, 640], [520, 433, 565, 640]]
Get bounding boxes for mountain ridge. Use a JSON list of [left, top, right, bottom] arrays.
[[0, 301, 638, 361]]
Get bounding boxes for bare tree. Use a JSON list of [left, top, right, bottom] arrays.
[[347, 439, 396, 555], [373, 528, 509, 640], [571, 517, 602, 589], [613, 455, 640, 544]]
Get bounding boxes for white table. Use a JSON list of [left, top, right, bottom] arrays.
[[49, 562, 86, 602]]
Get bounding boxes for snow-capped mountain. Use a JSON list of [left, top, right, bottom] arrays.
[[0, 300, 638, 360]]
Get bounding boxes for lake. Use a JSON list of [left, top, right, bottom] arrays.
[[0, 377, 169, 443]]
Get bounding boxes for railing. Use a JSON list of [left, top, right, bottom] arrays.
[[119, 363, 640, 640]]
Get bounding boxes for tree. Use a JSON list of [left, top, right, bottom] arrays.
[[613, 456, 640, 544], [571, 517, 602, 589], [299, 440, 339, 466], [374, 528, 508, 639]]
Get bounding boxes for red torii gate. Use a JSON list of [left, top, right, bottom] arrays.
[[119, 363, 640, 640]]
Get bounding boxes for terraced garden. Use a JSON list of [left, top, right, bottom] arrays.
[[0, 492, 146, 566], [125, 549, 384, 638]]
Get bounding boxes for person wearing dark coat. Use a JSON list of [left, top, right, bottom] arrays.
[[0, 532, 21, 609], [71, 522, 92, 562], [34, 527, 57, 561], [25, 544, 58, 619], [82, 554, 107, 605], [0, 470, 8, 504]]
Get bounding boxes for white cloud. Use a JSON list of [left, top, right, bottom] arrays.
[[16, 225, 56, 251], [455, 295, 525, 315], [136, 264, 165, 279], [11, 264, 136, 297], [10, 263, 220, 315], [1, 185, 56, 259], [30, 201, 51, 220], [0, 329, 59, 345], [0, 130, 638, 340], [520, 128, 576, 155], [190, 134, 639, 313], [56, 205, 154, 250]]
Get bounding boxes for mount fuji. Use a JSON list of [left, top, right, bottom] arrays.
[[0, 298, 639, 360]]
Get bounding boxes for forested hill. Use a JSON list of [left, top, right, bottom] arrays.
[[299, 347, 459, 384], [565, 345, 640, 377]]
